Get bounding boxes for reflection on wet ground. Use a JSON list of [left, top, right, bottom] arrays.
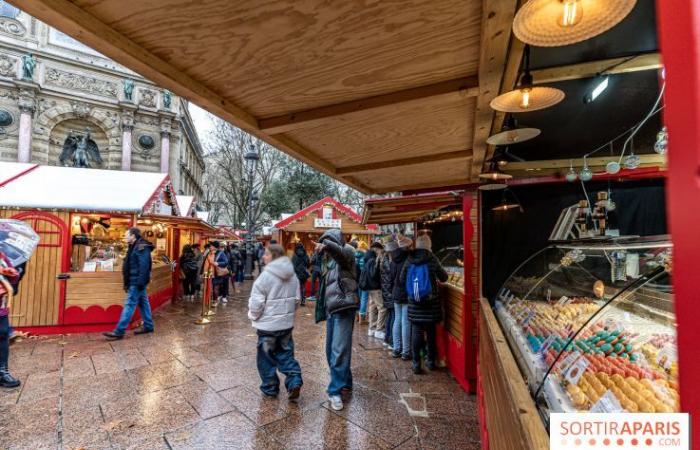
[[1, 284, 480, 449]]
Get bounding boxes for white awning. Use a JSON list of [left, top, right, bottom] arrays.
[[0, 162, 37, 186], [0, 162, 169, 213]]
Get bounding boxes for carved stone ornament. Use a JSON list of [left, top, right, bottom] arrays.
[[138, 134, 155, 150], [45, 67, 118, 98], [159, 116, 172, 136], [0, 54, 16, 77], [139, 89, 157, 108], [70, 101, 92, 119], [17, 88, 36, 114], [121, 110, 134, 131], [0, 18, 26, 38]]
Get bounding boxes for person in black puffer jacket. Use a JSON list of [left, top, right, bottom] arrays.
[[315, 229, 358, 412], [400, 234, 448, 374], [390, 235, 412, 359], [379, 239, 397, 348], [291, 242, 310, 305]]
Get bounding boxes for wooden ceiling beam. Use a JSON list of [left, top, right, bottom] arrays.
[[470, 0, 520, 180], [335, 150, 472, 175], [502, 154, 667, 172], [531, 52, 662, 85], [259, 77, 480, 135], [379, 178, 473, 194]]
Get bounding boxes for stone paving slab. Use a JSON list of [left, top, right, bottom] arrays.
[[0, 282, 481, 449]]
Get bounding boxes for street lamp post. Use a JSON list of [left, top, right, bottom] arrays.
[[243, 144, 259, 280]]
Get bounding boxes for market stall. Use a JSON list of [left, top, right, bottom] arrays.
[[273, 197, 378, 256], [0, 161, 213, 334], [363, 191, 478, 393]]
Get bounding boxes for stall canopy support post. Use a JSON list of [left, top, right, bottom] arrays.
[[656, 0, 700, 442]]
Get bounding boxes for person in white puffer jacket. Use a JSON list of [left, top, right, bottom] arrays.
[[248, 244, 303, 400]]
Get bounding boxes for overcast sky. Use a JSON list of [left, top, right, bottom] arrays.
[[188, 103, 216, 149]]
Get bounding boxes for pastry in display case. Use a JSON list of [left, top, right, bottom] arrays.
[[492, 236, 676, 426]]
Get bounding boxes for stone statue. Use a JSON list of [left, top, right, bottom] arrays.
[[21, 53, 36, 80], [59, 127, 102, 168], [163, 90, 171, 109], [123, 78, 134, 102]]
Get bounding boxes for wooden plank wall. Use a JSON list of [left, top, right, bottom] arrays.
[[479, 298, 549, 450], [0, 210, 67, 327], [442, 284, 464, 343], [66, 265, 172, 309]]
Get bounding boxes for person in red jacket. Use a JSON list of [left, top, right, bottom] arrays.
[[0, 251, 21, 388]]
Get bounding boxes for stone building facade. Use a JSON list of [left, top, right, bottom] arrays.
[[0, 3, 204, 198]]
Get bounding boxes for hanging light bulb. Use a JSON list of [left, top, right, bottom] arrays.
[[479, 161, 513, 181], [560, 0, 583, 28], [623, 150, 640, 170], [565, 160, 578, 182], [580, 157, 593, 182], [654, 126, 668, 155], [519, 87, 531, 109]]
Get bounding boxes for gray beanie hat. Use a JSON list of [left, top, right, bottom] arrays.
[[415, 234, 432, 250], [383, 239, 399, 252]]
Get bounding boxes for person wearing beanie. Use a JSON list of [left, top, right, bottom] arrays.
[[400, 234, 448, 374], [380, 239, 397, 349], [353, 241, 368, 323], [390, 235, 413, 360], [359, 241, 385, 340]]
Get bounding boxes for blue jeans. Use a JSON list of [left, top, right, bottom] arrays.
[[392, 304, 410, 357], [236, 267, 244, 283], [325, 308, 355, 396], [256, 329, 302, 396], [114, 286, 154, 335], [359, 290, 369, 316]]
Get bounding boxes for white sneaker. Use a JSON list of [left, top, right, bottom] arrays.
[[387, 345, 394, 351], [367, 329, 374, 336], [328, 395, 343, 411], [374, 331, 385, 340], [221, 297, 228, 304]]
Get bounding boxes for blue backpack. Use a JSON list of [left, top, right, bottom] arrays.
[[406, 263, 432, 303]]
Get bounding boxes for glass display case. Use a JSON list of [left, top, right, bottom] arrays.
[[435, 245, 464, 289], [493, 236, 676, 426]]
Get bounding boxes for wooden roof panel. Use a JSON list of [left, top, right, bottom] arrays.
[[285, 94, 475, 169], [356, 158, 471, 192], [75, 0, 482, 118]]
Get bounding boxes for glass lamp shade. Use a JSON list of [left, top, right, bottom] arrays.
[[490, 86, 565, 113], [486, 127, 541, 145], [479, 162, 513, 181], [580, 165, 594, 181], [492, 202, 521, 211], [513, 0, 638, 47]]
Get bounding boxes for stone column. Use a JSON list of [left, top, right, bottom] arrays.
[[159, 113, 174, 174], [119, 105, 135, 170], [14, 81, 39, 163]]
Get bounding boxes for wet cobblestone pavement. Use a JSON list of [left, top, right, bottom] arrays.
[[0, 285, 480, 449]]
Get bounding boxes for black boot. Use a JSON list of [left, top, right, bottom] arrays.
[[412, 362, 423, 375], [0, 366, 20, 388], [426, 360, 437, 371]]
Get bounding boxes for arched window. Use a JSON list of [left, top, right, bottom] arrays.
[[0, 1, 20, 19]]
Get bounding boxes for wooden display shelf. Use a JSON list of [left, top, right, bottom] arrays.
[[479, 297, 549, 450]]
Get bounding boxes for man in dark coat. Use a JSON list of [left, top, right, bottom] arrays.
[[291, 242, 310, 305], [400, 234, 448, 373], [379, 239, 397, 348], [104, 227, 155, 340], [315, 229, 358, 412]]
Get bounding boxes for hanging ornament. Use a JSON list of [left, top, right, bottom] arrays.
[[565, 160, 578, 182], [606, 161, 621, 174], [580, 157, 593, 181], [623, 135, 640, 169], [654, 126, 668, 155]]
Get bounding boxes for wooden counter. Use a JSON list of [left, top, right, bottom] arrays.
[[441, 283, 464, 343], [479, 297, 549, 450]]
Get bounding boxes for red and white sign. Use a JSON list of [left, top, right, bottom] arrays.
[[550, 413, 690, 450]]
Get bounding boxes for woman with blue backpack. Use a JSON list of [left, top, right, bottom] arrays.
[[400, 234, 448, 374]]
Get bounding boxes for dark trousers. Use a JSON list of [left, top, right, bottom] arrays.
[[256, 329, 303, 396], [385, 308, 394, 345], [182, 273, 197, 296], [411, 322, 437, 365], [0, 315, 8, 369], [298, 278, 308, 300], [214, 276, 229, 299], [310, 272, 321, 296]]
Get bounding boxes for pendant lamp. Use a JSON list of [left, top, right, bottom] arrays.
[[479, 161, 513, 181], [513, 0, 637, 47], [490, 46, 565, 113], [486, 115, 541, 146], [492, 189, 523, 212]]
